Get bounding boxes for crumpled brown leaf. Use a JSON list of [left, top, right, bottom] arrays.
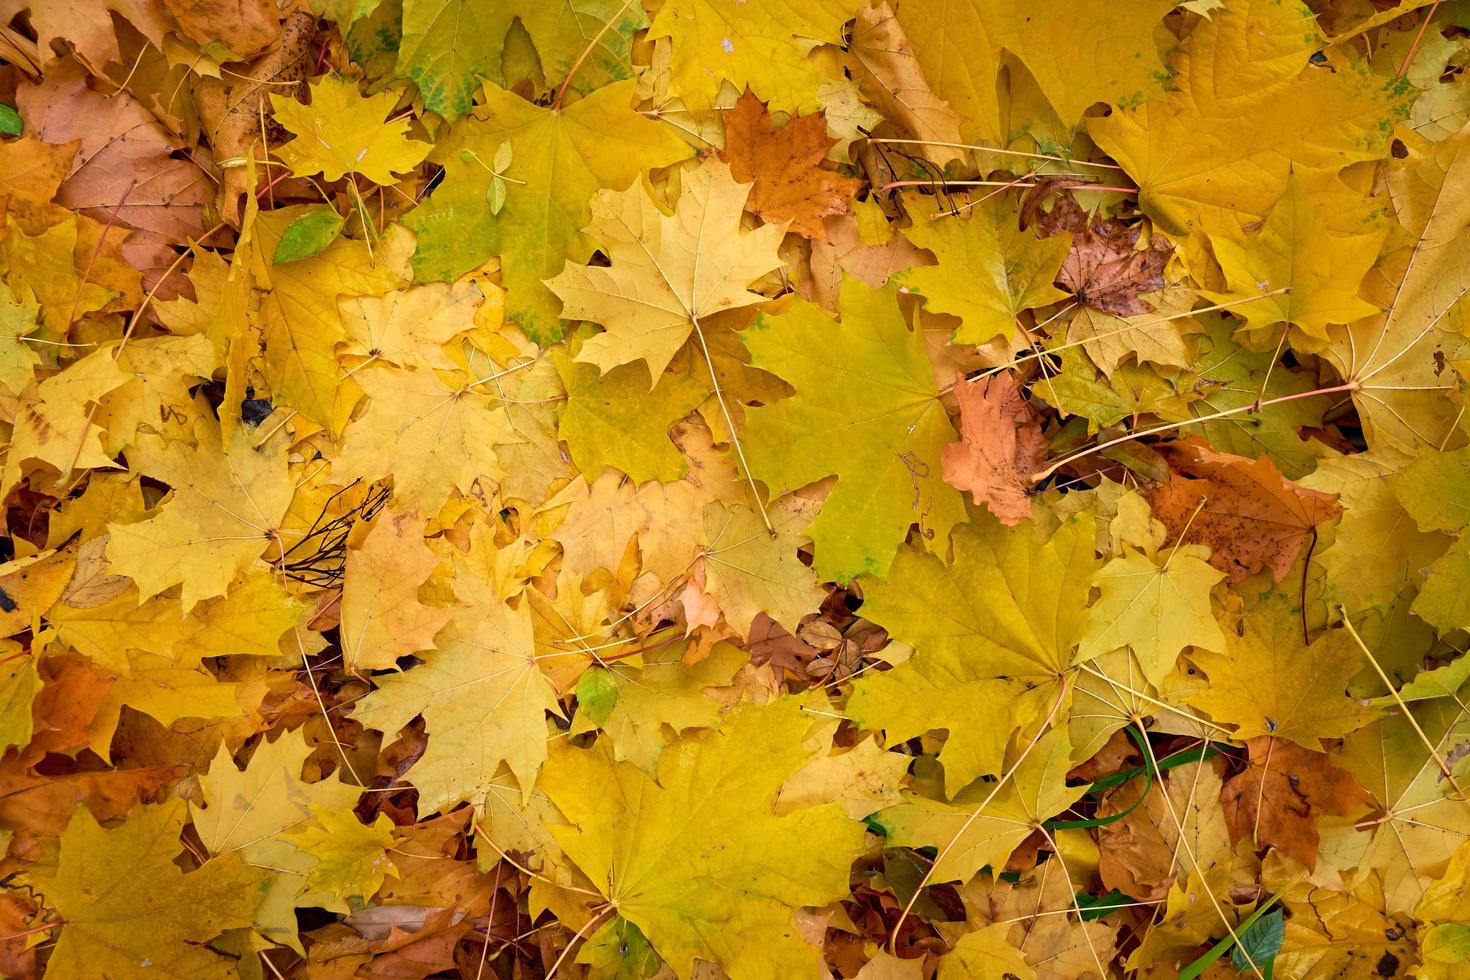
[[941, 372, 1047, 525]]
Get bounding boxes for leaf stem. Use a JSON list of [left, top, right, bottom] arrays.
[[865, 137, 1126, 171], [1396, 1, 1444, 78], [1031, 381, 1360, 484], [553, 0, 639, 111], [690, 313, 773, 533], [876, 179, 1137, 194]]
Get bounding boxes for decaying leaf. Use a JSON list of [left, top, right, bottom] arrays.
[[940, 373, 1047, 526]]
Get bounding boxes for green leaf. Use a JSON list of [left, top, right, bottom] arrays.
[[396, 0, 499, 121], [272, 207, 347, 265], [579, 917, 663, 979], [1230, 908, 1284, 976], [1179, 887, 1287, 980], [576, 667, 620, 727], [0, 104, 21, 136], [492, 140, 512, 173], [1075, 889, 1133, 922], [1425, 923, 1470, 964], [404, 80, 690, 342], [741, 279, 966, 582], [486, 176, 507, 214]]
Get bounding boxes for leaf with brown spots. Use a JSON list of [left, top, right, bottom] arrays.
[[1039, 195, 1172, 317], [1148, 438, 1343, 584], [1221, 736, 1368, 871]]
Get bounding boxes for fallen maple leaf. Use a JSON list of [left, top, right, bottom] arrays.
[[1149, 438, 1344, 584], [719, 89, 862, 241], [549, 158, 786, 380], [44, 799, 269, 979], [539, 698, 867, 978], [1221, 736, 1368, 871], [849, 2, 965, 168], [1039, 194, 1172, 318]]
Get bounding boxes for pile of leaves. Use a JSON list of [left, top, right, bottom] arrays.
[[2, 0, 1470, 976]]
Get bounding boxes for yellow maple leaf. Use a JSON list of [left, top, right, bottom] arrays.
[[340, 509, 456, 672], [647, 0, 853, 113], [539, 698, 867, 979], [1188, 591, 1380, 747], [741, 279, 966, 582], [1323, 124, 1470, 453], [270, 74, 431, 184], [250, 213, 413, 430], [353, 530, 560, 811], [875, 727, 1086, 883], [106, 414, 294, 610], [333, 362, 514, 514], [548, 158, 786, 381], [690, 497, 826, 635], [850, 514, 1096, 797], [897, 193, 1072, 345], [0, 215, 115, 331], [569, 639, 746, 773], [407, 79, 693, 341], [0, 347, 127, 502], [895, 0, 1174, 142], [1074, 546, 1227, 686], [283, 808, 399, 914], [552, 345, 708, 484], [0, 282, 43, 395], [43, 799, 269, 979], [336, 281, 483, 371], [193, 729, 361, 947], [1204, 173, 1386, 339], [1089, 0, 1408, 233]]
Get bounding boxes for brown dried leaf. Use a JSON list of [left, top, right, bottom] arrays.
[[940, 373, 1047, 525], [803, 213, 925, 310], [162, 0, 282, 60], [1148, 438, 1343, 584], [1221, 736, 1368, 871], [1042, 195, 1172, 317], [18, 60, 214, 245]]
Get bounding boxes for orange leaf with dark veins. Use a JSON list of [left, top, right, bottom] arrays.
[[719, 89, 862, 242]]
